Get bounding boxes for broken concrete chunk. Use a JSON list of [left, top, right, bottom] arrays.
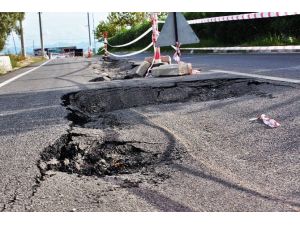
[[144, 55, 172, 64], [151, 62, 192, 77], [136, 61, 151, 77]]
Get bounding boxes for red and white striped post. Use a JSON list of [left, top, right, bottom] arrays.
[[103, 31, 108, 59], [150, 13, 161, 63]]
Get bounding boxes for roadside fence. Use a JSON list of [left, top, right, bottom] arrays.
[[102, 12, 300, 60]]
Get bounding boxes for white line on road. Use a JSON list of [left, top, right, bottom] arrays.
[[211, 69, 300, 84], [0, 59, 52, 88], [0, 105, 61, 116]]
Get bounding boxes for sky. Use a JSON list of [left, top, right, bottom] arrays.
[[4, 12, 109, 54]]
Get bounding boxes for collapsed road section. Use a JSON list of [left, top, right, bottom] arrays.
[[68, 78, 272, 116], [32, 66, 300, 211], [38, 77, 287, 179]]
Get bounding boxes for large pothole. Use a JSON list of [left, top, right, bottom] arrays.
[[40, 77, 289, 179], [38, 133, 163, 177]]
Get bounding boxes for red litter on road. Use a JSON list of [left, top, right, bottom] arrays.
[[249, 114, 281, 128]]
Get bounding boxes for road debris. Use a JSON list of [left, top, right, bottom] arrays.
[[250, 114, 281, 128], [144, 55, 172, 64], [136, 61, 151, 76], [39, 135, 162, 177], [90, 59, 195, 81], [151, 62, 192, 77]]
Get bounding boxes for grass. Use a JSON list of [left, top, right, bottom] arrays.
[[0, 55, 46, 76], [241, 35, 300, 46], [8, 54, 46, 69]]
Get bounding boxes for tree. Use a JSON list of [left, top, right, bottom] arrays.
[[108, 12, 147, 30], [95, 12, 148, 39], [0, 13, 25, 52], [95, 21, 117, 40], [17, 13, 25, 57]]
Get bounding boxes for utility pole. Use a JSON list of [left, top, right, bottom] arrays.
[[19, 19, 26, 57], [92, 13, 96, 54], [87, 13, 91, 51], [11, 32, 17, 55], [38, 12, 45, 57]]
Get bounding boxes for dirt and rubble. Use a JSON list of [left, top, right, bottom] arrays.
[[90, 59, 141, 81], [90, 58, 196, 82]]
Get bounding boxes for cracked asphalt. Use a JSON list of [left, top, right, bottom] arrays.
[[0, 54, 299, 211]]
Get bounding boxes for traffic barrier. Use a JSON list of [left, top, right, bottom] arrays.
[[103, 32, 108, 58], [107, 27, 152, 48], [167, 12, 300, 53], [150, 13, 161, 63], [106, 42, 153, 58], [188, 12, 300, 24], [104, 12, 300, 60], [103, 13, 161, 61], [158, 12, 300, 25]]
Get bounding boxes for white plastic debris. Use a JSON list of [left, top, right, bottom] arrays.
[[249, 114, 281, 128]]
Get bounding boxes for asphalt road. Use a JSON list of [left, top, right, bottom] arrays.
[[0, 53, 299, 211], [131, 52, 300, 81]]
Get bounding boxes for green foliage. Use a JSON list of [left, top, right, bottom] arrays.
[[109, 21, 151, 47], [0, 12, 25, 51], [242, 34, 300, 46], [95, 12, 147, 40], [107, 12, 147, 30], [95, 21, 118, 40], [97, 20, 159, 54], [183, 12, 300, 46], [97, 12, 300, 54]]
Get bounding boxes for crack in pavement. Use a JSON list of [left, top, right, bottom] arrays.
[[27, 59, 299, 211], [1, 176, 21, 212]]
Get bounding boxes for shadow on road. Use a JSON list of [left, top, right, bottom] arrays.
[[0, 90, 68, 136], [172, 163, 300, 209]]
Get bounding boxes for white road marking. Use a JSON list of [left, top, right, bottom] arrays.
[[0, 59, 52, 88], [255, 65, 300, 73], [0, 105, 60, 116], [211, 69, 300, 84]]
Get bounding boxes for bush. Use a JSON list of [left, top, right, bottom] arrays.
[[8, 54, 25, 68], [98, 13, 300, 54]]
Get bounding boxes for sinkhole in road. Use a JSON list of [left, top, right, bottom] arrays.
[[39, 78, 283, 178]]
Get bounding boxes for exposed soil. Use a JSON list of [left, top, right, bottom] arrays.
[[38, 134, 162, 178]]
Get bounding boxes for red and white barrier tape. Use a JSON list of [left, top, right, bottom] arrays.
[[188, 12, 300, 24], [159, 12, 300, 25], [151, 13, 161, 63], [179, 45, 300, 51], [107, 27, 152, 48], [106, 42, 153, 58]]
